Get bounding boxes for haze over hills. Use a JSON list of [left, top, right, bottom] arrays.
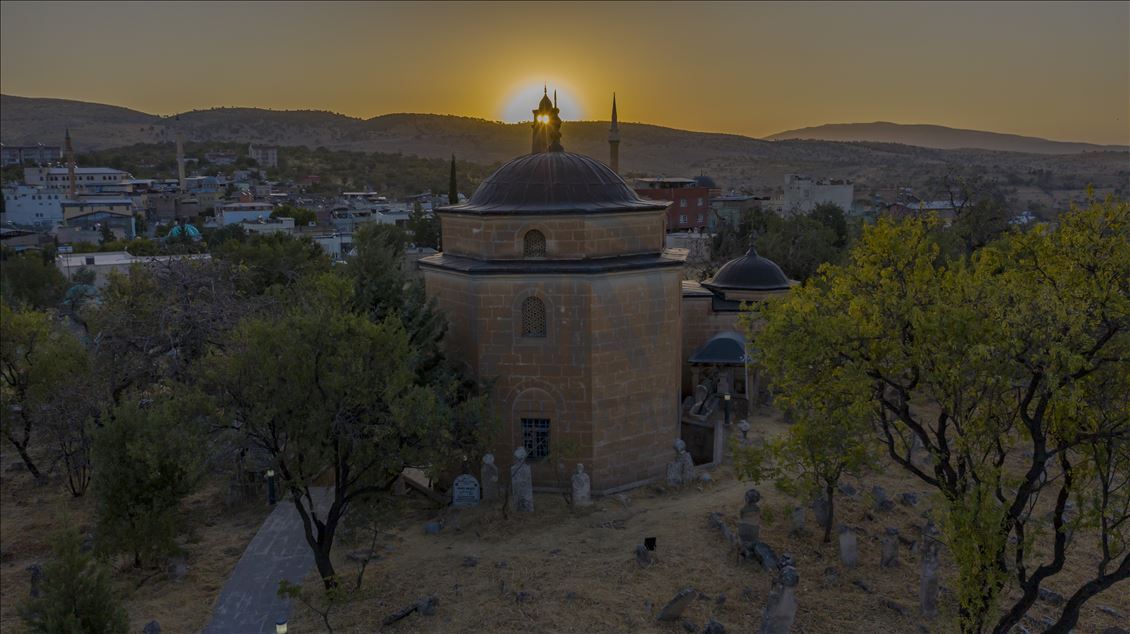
[[2, 94, 1128, 205], [765, 122, 1129, 155]]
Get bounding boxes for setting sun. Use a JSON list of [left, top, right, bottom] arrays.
[[500, 80, 584, 123]]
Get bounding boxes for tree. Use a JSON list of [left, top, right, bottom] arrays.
[[213, 232, 330, 293], [809, 202, 849, 248], [407, 201, 440, 249], [205, 274, 489, 589], [448, 154, 459, 204], [0, 251, 68, 310], [92, 390, 209, 568], [20, 527, 129, 634], [732, 381, 876, 542], [0, 304, 88, 482], [271, 204, 317, 227], [753, 198, 1129, 632]]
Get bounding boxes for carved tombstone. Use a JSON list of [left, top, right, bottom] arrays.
[[881, 527, 900, 568], [759, 560, 799, 634], [838, 525, 859, 569], [451, 473, 481, 508], [510, 447, 534, 513], [480, 453, 500, 503], [571, 464, 592, 507], [920, 521, 942, 617], [667, 439, 696, 486]]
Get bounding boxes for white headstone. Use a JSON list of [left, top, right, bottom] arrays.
[[451, 473, 481, 508], [571, 464, 592, 507]]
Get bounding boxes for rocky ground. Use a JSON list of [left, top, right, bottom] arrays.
[[289, 407, 1127, 633]]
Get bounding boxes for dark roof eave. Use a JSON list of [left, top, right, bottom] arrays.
[[701, 281, 794, 293], [418, 252, 686, 275], [436, 201, 670, 216]]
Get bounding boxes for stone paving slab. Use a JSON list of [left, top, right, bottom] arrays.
[[202, 488, 331, 634]]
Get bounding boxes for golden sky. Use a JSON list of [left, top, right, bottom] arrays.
[[2, 1, 1128, 144]]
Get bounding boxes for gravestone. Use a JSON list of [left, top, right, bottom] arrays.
[[790, 506, 806, 536], [480, 453, 499, 503], [667, 439, 696, 486], [693, 385, 709, 412], [657, 587, 697, 621], [143, 621, 161, 634], [740, 488, 761, 519], [881, 527, 900, 567], [737, 420, 752, 444], [759, 561, 799, 634], [872, 485, 894, 512], [812, 496, 831, 532], [752, 542, 778, 571], [451, 473, 481, 508], [26, 563, 42, 598], [636, 544, 652, 567], [920, 521, 942, 617], [510, 447, 534, 513], [838, 525, 859, 569], [737, 522, 759, 558], [571, 464, 592, 507]]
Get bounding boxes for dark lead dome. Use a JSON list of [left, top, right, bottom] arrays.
[[703, 246, 791, 292], [440, 152, 668, 215], [693, 174, 717, 189]]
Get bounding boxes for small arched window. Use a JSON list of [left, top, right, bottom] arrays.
[[523, 230, 546, 257], [521, 296, 547, 338]]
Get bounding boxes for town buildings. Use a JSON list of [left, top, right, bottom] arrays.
[[248, 144, 278, 168], [771, 174, 854, 214], [1, 143, 62, 167], [633, 177, 712, 232]]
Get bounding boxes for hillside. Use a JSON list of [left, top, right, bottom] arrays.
[[765, 121, 1128, 155], [3, 95, 1128, 207]]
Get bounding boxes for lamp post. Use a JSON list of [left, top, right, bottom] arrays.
[[267, 468, 277, 506], [275, 619, 287, 634], [723, 392, 732, 427]]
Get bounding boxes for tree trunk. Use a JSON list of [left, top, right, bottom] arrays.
[[5, 432, 43, 482], [314, 546, 338, 590], [822, 482, 835, 544]]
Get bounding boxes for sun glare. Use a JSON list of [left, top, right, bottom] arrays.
[[500, 80, 584, 123]]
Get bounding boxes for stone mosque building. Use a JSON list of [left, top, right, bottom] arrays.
[[420, 90, 794, 494]]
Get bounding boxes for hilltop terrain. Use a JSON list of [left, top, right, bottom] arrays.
[[765, 121, 1129, 154], [3, 95, 1128, 207]]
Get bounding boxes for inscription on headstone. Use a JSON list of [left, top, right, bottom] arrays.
[[451, 473, 481, 508]]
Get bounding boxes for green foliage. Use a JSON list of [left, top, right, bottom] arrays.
[[271, 203, 317, 227], [407, 201, 441, 249], [20, 527, 129, 634], [92, 390, 209, 567], [751, 197, 1129, 632], [0, 251, 67, 310], [0, 304, 91, 481], [213, 232, 330, 293], [712, 206, 853, 281]]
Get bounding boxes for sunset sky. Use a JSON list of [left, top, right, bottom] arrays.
[[2, 1, 1127, 144]]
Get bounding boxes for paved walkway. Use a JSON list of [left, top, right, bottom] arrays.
[[203, 488, 331, 634]]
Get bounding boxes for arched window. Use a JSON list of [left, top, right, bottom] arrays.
[[521, 296, 547, 337], [523, 230, 546, 257]]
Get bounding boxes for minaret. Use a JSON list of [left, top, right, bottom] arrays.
[[531, 87, 563, 154], [175, 117, 186, 192], [65, 128, 76, 198], [608, 93, 620, 173]]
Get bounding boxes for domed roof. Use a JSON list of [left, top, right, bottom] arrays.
[[694, 174, 717, 189], [703, 246, 791, 292], [441, 151, 668, 215]]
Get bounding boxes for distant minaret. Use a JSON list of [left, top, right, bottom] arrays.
[[531, 86, 562, 154], [65, 128, 76, 198], [608, 93, 620, 173], [175, 117, 186, 192]]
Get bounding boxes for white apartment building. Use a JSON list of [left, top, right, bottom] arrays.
[[2, 185, 66, 227], [772, 174, 854, 215]]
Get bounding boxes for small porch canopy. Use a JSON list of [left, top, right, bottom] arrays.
[[689, 330, 750, 366]]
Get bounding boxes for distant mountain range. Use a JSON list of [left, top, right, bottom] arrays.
[[765, 122, 1127, 155], [2, 94, 1127, 202]]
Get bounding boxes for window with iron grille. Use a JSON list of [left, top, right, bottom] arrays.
[[521, 418, 551, 459], [524, 230, 546, 257], [521, 296, 546, 337]]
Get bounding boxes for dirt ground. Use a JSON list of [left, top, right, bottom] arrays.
[[291, 408, 1127, 634], [0, 446, 269, 634]]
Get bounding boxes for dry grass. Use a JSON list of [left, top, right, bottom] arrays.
[[0, 445, 268, 634], [289, 409, 1127, 633]]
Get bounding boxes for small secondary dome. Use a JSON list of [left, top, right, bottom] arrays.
[[703, 246, 791, 292], [693, 174, 717, 189]]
